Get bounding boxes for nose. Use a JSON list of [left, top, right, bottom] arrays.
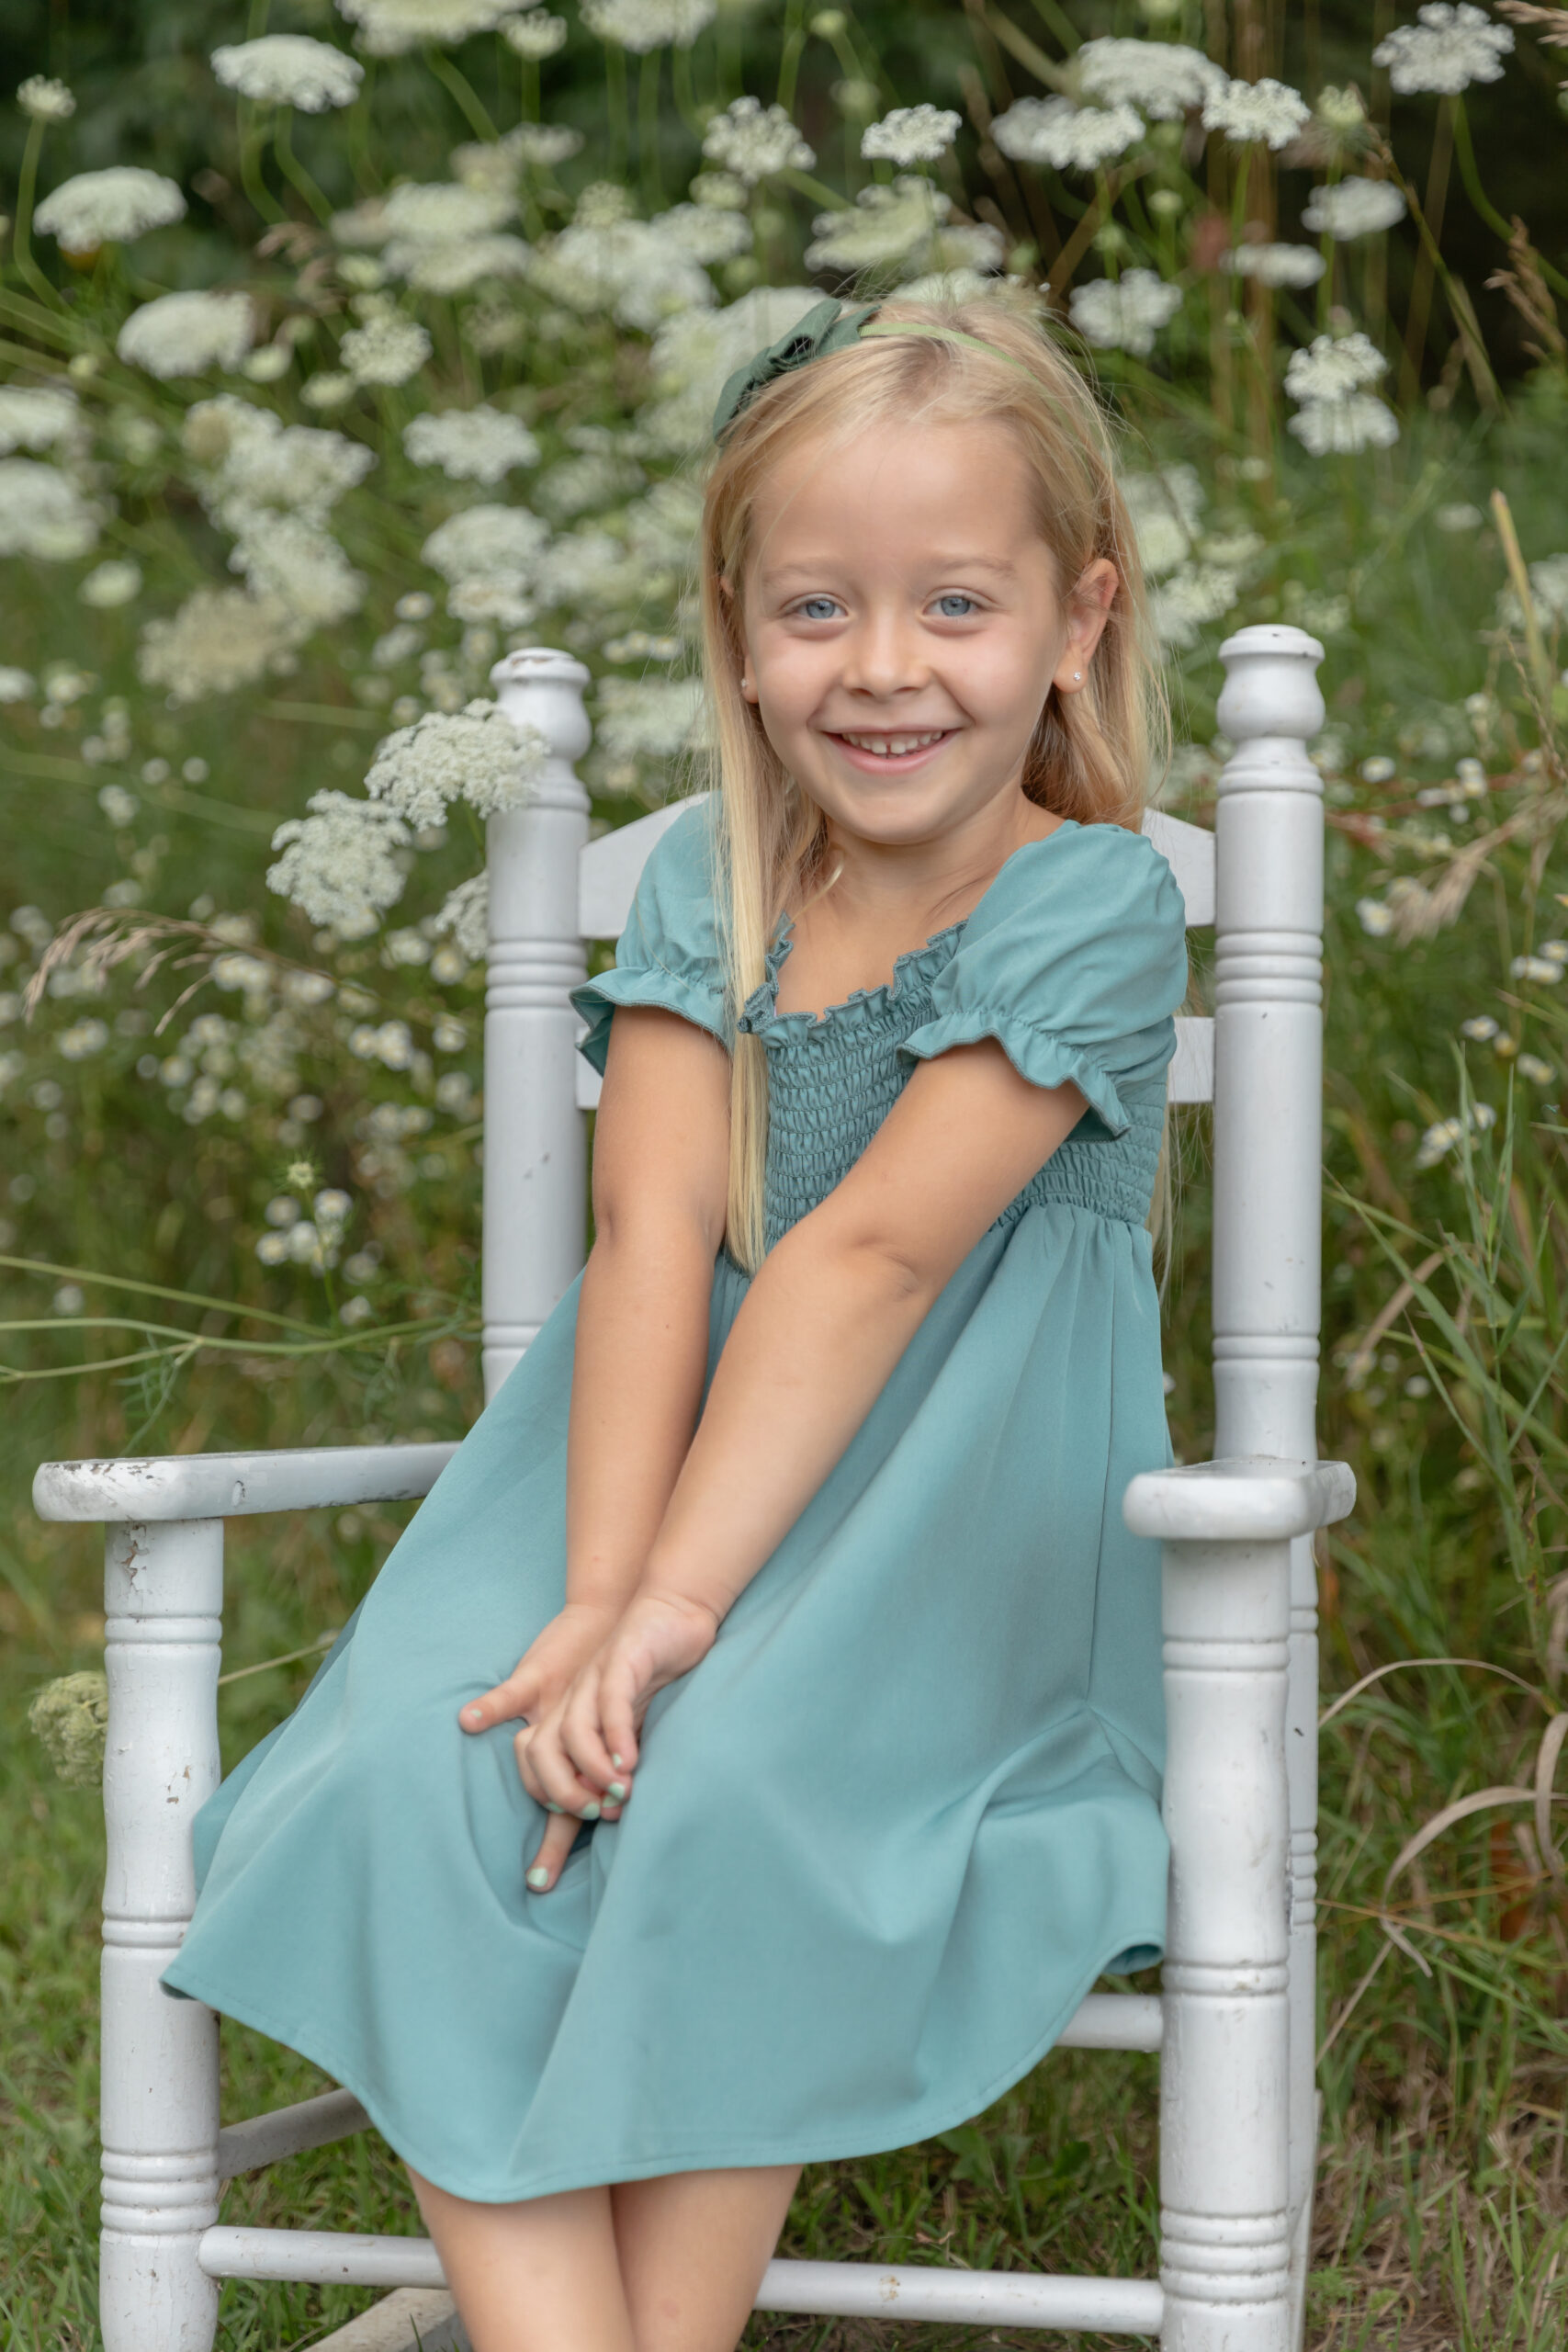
[[839, 604, 931, 702]]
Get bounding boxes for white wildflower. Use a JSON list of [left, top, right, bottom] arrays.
[[640, 285, 821, 451], [0, 668, 36, 702], [1437, 501, 1483, 531], [1416, 1115, 1464, 1168], [897, 265, 1007, 303], [404, 406, 539, 483], [331, 197, 392, 245], [1076, 37, 1226, 119], [1223, 243, 1325, 288], [702, 96, 816, 183], [138, 587, 302, 702], [434, 873, 489, 959], [1518, 1054, 1554, 1084], [920, 220, 1006, 275], [303, 373, 355, 409], [1357, 897, 1396, 936], [1289, 394, 1400, 455], [210, 35, 364, 109], [861, 105, 960, 165], [528, 216, 716, 331], [1372, 3, 1512, 96], [382, 180, 517, 240], [533, 526, 630, 611], [389, 233, 531, 293], [1301, 175, 1406, 240], [18, 75, 76, 121], [335, 0, 526, 56], [505, 122, 582, 166], [0, 386, 80, 455], [1461, 1014, 1500, 1040], [338, 312, 432, 386], [267, 790, 412, 932], [230, 515, 367, 629], [79, 560, 142, 607], [593, 674, 704, 759], [1316, 85, 1369, 132], [1284, 331, 1388, 401], [991, 94, 1143, 172], [34, 165, 185, 252], [422, 503, 549, 629], [581, 0, 716, 48], [58, 1018, 109, 1059], [1068, 269, 1181, 356], [1148, 560, 1241, 647], [1512, 954, 1563, 983], [1119, 464, 1204, 577], [118, 290, 254, 379], [0, 459, 101, 560], [502, 9, 568, 52], [366, 697, 544, 827], [805, 177, 948, 273], [184, 396, 374, 529], [652, 201, 751, 265], [625, 476, 702, 574], [244, 346, 294, 384], [1201, 76, 1311, 150]]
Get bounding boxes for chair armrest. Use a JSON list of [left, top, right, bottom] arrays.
[[32, 1442, 460, 1524], [1122, 1455, 1355, 1544]]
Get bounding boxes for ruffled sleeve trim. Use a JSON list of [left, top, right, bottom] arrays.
[[897, 1006, 1134, 1138], [570, 963, 728, 1078]]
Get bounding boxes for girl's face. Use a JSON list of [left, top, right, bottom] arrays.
[[737, 413, 1115, 853]]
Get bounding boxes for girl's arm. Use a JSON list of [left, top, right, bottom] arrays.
[[457, 1005, 729, 1750], [520, 1040, 1089, 1831]]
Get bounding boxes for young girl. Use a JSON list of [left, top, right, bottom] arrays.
[[163, 295, 1189, 2352]]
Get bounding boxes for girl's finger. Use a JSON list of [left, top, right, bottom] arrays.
[[559, 1671, 628, 1801], [459, 1675, 535, 1733], [524, 1807, 583, 1894], [517, 1719, 606, 1816], [597, 1651, 642, 1783]]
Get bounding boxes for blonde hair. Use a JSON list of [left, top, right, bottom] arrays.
[[694, 296, 1176, 1277]]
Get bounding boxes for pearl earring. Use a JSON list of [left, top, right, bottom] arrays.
[[1072, 671, 1082, 683]]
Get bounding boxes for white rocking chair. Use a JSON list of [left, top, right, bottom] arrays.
[[34, 621, 1353, 2352]]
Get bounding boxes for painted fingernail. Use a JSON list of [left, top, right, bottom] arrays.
[[611, 1752, 624, 1768], [580, 1802, 602, 1822], [545, 1800, 564, 1815], [526, 1865, 549, 1890], [464, 1704, 483, 1723], [605, 1781, 626, 1803]]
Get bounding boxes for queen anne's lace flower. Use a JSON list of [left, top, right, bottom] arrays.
[[229, 514, 367, 629], [702, 96, 815, 184], [1068, 269, 1181, 356], [0, 667, 36, 702], [383, 180, 517, 240], [138, 587, 303, 701], [805, 177, 949, 273], [338, 312, 432, 386], [1222, 243, 1325, 288], [79, 560, 142, 608], [366, 698, 545, 827], [505, 122, 582, 166], [0, 387, 80, 455], [388, 233, 532, 292], [118, 290, 254, 379], [0, 460, 102, 560], [861, 105, 961, 165], [268, 791, 412, 932], [1372, 3, 1512, 96], [1076, 38, 1225, 119], [210, 35, 365, 108], [581, 0, 716, 48], [654, 202, 752, 265], [422, 503, 550, 627], [527, 215, 716, 331], [334, 0, 525, 56], [1150, 561, 1243, 647], [34, 165, 186, 253], [641, 285, 822, 450], [18, 76, 76, 121], [1202, 76, 1311, 149], [1284, 330, 1387, 401], [1289, 394, 1400, 456], [533, 527, 631, 611], [592, 675, 704, 759], [1121, 464, 1204, 577], [404, 406, 540, 483], [434, 873, 489, 959], [183, 396, 375, 528], [991, 94, 1143, 171], [1301, 176, 1407, 239], [502, 10, 568, 53]]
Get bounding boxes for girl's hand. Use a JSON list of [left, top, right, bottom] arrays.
[[457, 1599, 619, 1744], [517, 1588, 720, 1893]]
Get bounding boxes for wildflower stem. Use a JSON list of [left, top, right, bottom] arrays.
[[1490, 489, 1556, 707], [604, 40, 630, 184], [237, 107, 287, 225], [670, 40, 703, 138], [423, 50, 498, 143], [10, 114, 67, 312], [1452, 96, 1568, 301], [273, 108, 336, 230], [637, 47, 666, 213], [1400, 94, 1453, 406]]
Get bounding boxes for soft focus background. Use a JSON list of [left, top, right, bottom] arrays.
[[5, 2, 1568, 2345]]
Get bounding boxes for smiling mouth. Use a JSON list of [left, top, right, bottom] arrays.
[[829, 728, 954, 758]]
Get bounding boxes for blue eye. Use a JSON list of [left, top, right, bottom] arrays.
[[795, 595, 840, 621], [934, 594, 978, 617]]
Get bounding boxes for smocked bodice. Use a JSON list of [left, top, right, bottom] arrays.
[[736, 921, 1167, 1256]]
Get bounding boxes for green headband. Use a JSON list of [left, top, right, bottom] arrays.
[[710, 296, 1045, 441]]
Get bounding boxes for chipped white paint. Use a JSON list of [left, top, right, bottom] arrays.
[[34, 624, 1351, 2352]]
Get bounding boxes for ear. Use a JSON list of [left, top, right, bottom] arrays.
[[718, 571, 760, 703], [1052, 559, 1119, 695]]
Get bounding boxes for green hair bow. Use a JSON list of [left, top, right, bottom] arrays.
[[710, 298, 881, 441]]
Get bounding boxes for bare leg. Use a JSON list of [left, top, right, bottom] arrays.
[[611, 2164, 803, 2352], [406, 2164, 637, 2352]]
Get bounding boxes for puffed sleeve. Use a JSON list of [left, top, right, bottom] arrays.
[[897, 820, 1189, 1141], [569, 797, 731, 1077]]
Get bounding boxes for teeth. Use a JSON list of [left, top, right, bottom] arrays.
[[840, 730, 946, 755]]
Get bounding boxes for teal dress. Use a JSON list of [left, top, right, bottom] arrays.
[[163, 803, 1190, 2205]]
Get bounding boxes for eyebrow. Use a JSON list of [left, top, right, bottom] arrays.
[[762, 553, 1021, 584]]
